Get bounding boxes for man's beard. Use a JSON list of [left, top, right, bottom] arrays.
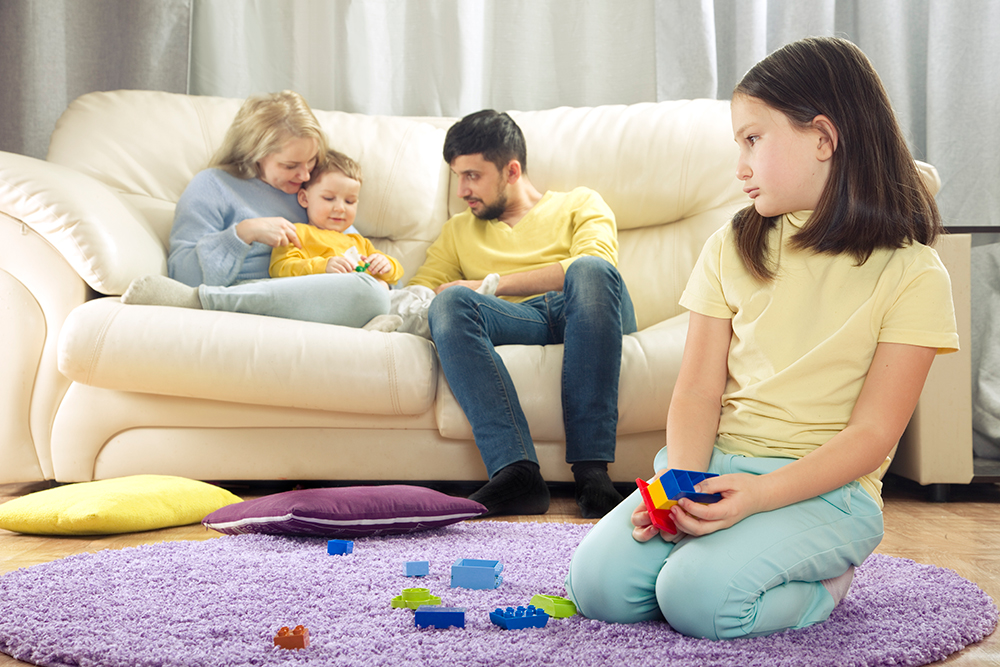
[[470, 187, 508, 221]]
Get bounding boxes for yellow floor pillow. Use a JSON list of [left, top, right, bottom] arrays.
[[0, 475, 242, 535]]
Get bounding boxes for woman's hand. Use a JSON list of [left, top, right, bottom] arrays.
[[631, 503, 686, 544], [235, 217, 302, 248], [325, 256, 355, 274], [669, 472, 768, 537], [364, 253, 392, 275]]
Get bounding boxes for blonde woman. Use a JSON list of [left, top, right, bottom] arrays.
[[123, 91, 393, 329]]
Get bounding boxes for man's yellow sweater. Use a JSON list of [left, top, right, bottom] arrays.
[[409, 187, 617, 302]]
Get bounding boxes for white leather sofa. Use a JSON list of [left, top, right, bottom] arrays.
[[0, 90, 971, 492]]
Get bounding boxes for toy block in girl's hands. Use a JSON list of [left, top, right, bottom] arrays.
[[636, 469, 722, 535]]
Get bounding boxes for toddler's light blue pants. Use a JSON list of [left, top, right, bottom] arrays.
[[564, 448, 884, 639], [199, 273, 390, 328]]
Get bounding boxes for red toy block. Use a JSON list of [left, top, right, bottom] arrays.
[[273, 625, 309, 649]]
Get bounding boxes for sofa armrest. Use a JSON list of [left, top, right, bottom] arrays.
[[0, 151, 166, 295]]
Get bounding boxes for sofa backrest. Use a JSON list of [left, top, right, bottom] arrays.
[[47, 90, 748, 329]]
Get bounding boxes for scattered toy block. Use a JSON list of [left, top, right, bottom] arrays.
[[451, 558, 503, 589], [636, 469, 722, 535], [490, 605, 549, 630], [391, 587, 442, 610], [327, 539, 354, 555], [405, 560, 430, 577], [415, 605, 466, 629], [273, 625, 309, 649], [528, 594, 577, 618]]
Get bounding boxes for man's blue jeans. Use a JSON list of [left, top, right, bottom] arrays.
[[427, 257, 637, 477]]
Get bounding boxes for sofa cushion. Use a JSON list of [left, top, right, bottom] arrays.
[[58, 297, 439, 416], [201, 485, 487, 537], [0, 475, 241, 535]]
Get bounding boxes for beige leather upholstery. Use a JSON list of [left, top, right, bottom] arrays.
[[0, 90, 970, 489]]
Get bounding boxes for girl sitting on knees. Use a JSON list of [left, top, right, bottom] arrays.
[[564, 36, 958, 640]]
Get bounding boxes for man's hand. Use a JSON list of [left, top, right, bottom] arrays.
[[235, 217, 302, 248], [435, 279, 483, 294]]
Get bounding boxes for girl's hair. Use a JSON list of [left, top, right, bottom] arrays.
[[305, 149, 364, 188], [210, 90, 329, 179], [732, 36, 942, 281]]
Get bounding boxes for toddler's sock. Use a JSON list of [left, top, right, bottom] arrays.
[[362, 314, 403, 332], [572, 461, 624, 518], [821, 564, 856, 606], [476, 273, 500, 296], [121, 275, 202, 309], [468, 460, 550, 517]]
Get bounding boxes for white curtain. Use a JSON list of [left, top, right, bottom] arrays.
[[189, 0, 1000, 231]]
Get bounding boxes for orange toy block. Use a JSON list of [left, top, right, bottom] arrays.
[[274, 625, 310, 649]]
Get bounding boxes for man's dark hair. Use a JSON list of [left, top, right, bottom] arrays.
[[443, 110, 527, 174]]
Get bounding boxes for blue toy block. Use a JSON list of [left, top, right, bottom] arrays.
[[415, 605, 466, 629], [490, 605, 549, 630], [450, 558, 503, 589], [405, 560, 430, 577], [327, 539, 354, 555], [659, 469, 722, 505]]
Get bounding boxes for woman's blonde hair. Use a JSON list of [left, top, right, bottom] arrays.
[[211, 90, 329, 179]]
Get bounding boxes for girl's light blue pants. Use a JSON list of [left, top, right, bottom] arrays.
[[564, 448, 884, 639]]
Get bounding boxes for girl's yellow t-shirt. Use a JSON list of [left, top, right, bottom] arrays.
[[680, 212, 959, 504]]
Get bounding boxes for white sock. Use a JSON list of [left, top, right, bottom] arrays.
[[121, 275, 201, 309], [389, 285, 435, 338], [821, 564, 856, 606], [476, 273, 500, 296]]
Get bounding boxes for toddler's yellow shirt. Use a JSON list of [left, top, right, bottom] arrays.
[[680, 212, 959, 504], [269, 223, 404, 284], [408, 187, 617, 302]]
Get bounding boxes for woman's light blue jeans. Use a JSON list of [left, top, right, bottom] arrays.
[[199, 272, 390, 328], [564, 448, 884, 639], [427, 257, 637, 477]]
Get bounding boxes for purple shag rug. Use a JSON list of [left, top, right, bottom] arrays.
[[0, 521, 995, 667]]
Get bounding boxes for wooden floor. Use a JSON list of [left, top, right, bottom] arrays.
[[1, 475, 998, 666]]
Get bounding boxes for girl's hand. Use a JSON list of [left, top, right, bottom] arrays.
[[325, 256, 355, 274], [631, 503, 686, 544], [235, 217, 302, 248], [364, 253, 391, 275], [669, 472, 767, 537]]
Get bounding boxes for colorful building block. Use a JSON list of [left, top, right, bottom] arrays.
[[636, 469, 722, 534], [404, 560, 430, 577], [451, 558, 503, 589], [391, 587, 442, 610], [415, 605, 466, 629], [273, 625, 309, 649], [327, 539, 354, 555], [490, 605, 549, 630], [528, 594, 577, 618]]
